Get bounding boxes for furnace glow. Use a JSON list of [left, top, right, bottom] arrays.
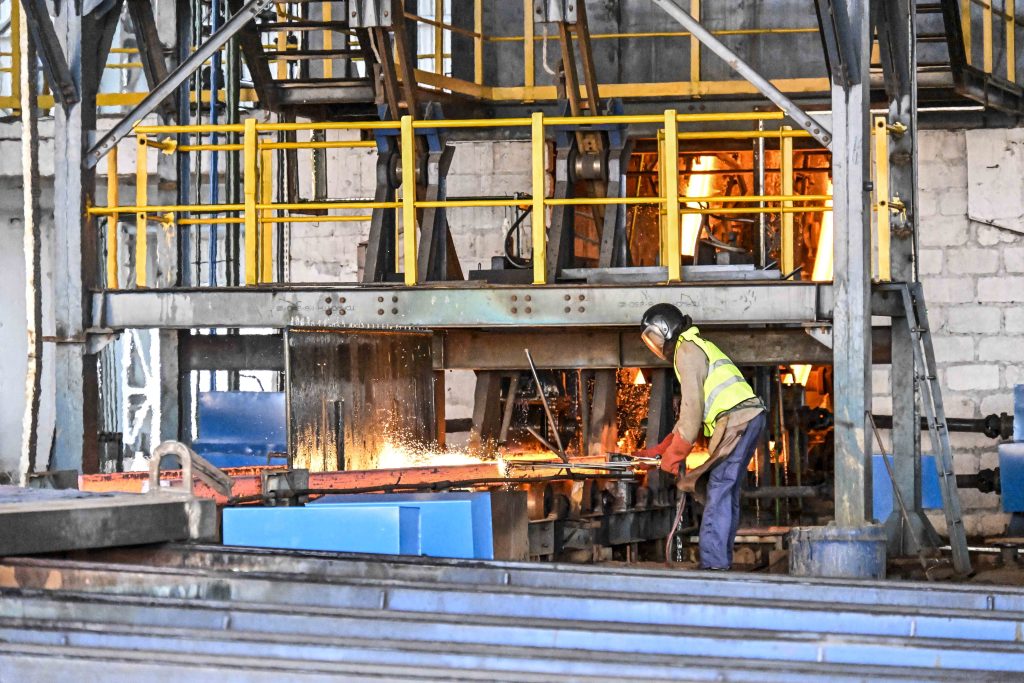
[[812, 181, 834, 281], [681, 156, 716, 256]]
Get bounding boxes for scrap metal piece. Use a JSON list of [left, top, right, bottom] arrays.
[[150, 441, 234, 498], [261, 469, 310, 506]]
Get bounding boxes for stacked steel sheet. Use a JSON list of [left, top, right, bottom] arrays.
[[0, 545, 1021, 681]]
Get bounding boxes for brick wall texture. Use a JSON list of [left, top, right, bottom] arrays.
[[906, 128, 1024, 536]]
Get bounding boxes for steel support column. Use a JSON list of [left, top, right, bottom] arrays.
[[52, 0, 124, 472], [19, 5, 42, 480], [875, 0, 939, 553], [830, 0, 873, 526]]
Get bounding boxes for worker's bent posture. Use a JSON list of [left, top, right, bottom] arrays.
[[639, 303, 766, 570]]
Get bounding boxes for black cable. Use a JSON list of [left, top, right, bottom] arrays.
[[503, 204, 533, 269]]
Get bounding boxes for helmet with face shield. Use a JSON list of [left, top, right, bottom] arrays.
[[640, 304, 692, 361]]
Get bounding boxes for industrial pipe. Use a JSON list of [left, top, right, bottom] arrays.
[[871, 413, 1014, 440]]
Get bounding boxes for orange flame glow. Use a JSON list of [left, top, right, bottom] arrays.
[[812, 180, 834, 281], [681, 156, 716, 256]]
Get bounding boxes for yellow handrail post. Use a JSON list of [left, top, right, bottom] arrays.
[[10, 0, 20, 115], [473, 0, 484, 85], [1008, 0, 1016, 82], [434, 0, 444, 74], [401, 115, 418, 285], [780, 125, 795, 275], [873, 116, 891, 281], [689, 0, 701, 91], [663, 110, 681, 282], [244, 118, 258, 285], [276, 4, 287, 79], [523, 0, 535, 95], [322, 2, 333, 79], [260, 147, 274, 283], [106, 146, 120, 289], [657, 130, 667, 267], [531, 111, 546, 285], [983, 0, 993, 73], [135, 134, 148, 287], [962, 0, 973, 65]]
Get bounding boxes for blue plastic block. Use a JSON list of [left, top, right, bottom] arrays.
[[872, 454, 943, 522], [1015, 384, 1024, 442], [313, 492, 495, 559], [192, 391, 286, 466], [222, 505, 421, 555], [999, 442, 1024, 513]]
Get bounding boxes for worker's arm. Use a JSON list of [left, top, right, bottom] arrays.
[[661, 343, 707, 475]]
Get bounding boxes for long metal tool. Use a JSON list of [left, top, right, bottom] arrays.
[[524, 348, 568, 462], [868, 412, 932, 575], [85, 0, 275, 168], [651, 0, 832, 148]]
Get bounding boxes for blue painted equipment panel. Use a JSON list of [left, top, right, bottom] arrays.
[[1000, 442, 1024, 512], [222, 505, 421, 555], [872, 454, 942, 522], [314, 492, 495, 559], [192, 391, 287, 468]]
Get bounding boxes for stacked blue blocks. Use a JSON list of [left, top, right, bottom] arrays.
[[222, 491, 496, 559]]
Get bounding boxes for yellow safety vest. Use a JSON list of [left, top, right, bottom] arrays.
[[674, 326, 757, 438]]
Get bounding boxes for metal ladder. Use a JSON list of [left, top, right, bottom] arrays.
[[899, 282, 972, 575]]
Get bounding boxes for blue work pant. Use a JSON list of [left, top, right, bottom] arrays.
[[699, 412, 767, 569]]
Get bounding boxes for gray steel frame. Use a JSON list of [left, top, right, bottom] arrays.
[[92, 282, 834, 329]]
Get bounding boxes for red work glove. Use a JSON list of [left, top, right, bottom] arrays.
[[633, 432, 675, 459], [658, 433, 694, 477]]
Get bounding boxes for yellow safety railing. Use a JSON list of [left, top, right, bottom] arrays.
[[962, 0, 1021, 85], [89, 109, 852, 290]]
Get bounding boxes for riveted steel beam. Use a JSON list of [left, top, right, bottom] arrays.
[[92, 283, 834, 330]]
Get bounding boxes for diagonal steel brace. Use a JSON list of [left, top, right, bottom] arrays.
[[20, 0, 79, 107], [652, 0, 833, 149], [85, 0, 274, 168]]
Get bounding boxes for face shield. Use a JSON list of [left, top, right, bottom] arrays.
[[641, 324, 668, 360]]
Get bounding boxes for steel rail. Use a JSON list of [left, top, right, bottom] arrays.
[[0, 639, 968, 683], [0, 594, 1019, 676], [83, 543, 1024, 614], [2, 557, 1022, 643]]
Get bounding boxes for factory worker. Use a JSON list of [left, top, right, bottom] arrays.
[[637, 303, 767, 570]]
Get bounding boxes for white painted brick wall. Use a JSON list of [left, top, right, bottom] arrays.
[[914, 127, 1024, 537]]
